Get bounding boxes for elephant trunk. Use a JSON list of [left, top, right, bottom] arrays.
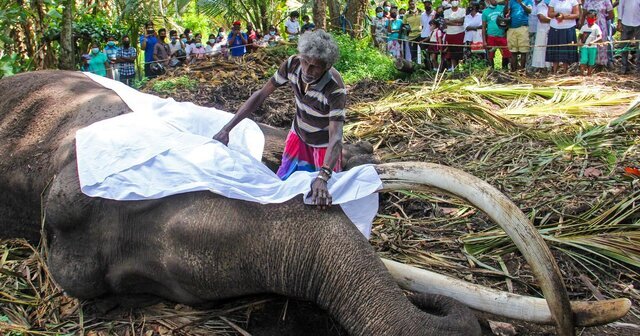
[[261, 211, 481, 336], [375, 162, 575, 336]]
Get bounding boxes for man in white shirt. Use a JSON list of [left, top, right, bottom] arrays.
[[421, 1, 436, 40], [617, 0, 640, 74], [285, 11, 301, 41]]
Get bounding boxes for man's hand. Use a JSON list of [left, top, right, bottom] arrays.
[[309, 177, 332, 209], [213, 129, 230, 145]]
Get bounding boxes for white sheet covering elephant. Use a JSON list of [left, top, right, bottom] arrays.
[[76, 73, 382, 237]]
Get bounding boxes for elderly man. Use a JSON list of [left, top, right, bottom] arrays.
[[213, 30, 346, 208]]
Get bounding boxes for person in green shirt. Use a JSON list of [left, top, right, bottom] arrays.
[[482, 0, 511, 69], [86, 42, 110, 77]]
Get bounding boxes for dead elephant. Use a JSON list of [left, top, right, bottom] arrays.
[[0, 71, 630, 336]]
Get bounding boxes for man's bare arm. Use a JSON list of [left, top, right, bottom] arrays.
[[322, 120, 344, 170], [213, 80, 278, 144]]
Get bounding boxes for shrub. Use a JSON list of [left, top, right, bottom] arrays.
[[332, 33, 399, 84]]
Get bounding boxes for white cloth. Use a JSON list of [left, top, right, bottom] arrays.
[[463, 13, 483, 42], [580, 23, 602, 47], [421, 11, 436, 38], [619, 0, 640, 27], [549, 0, 578, 29], [77, 72, 382, 238], [533, 3, 552, 68], [444, 8, 466, 35]]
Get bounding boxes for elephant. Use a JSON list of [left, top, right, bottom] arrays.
[[0, 71, 630, 336]]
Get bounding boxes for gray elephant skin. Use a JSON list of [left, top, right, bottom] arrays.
[[0, 71, 481, 336]]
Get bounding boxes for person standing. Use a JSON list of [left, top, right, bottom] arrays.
[[464, 3, 485, 60], [482, 0, 511, 69], [372, 7, 389, 51], [420, 1, 436, 67], [140, 22, 158, 78], [228, 21, 248, 58], [153, 28, 171, 70], [86, 42, 109, 77], [213, 30, 346, 207], [168, 30, 185, 66], [116, 36, 137, 87], [301, 15, 316, 32], [246, 22, 258, 52], [285, 11, 301, 41], [103, 36, 120, 80], [387, 8, 404, 58], [504, 0, 534, 71], [444, 1, 466, 70], [531, 0, 552, 71], [579, 9, 603, 75], [526, 0, 540, 71], [582, 0, 614, 68], [405, 0, 424, 62], [546, 0, 580, 73], [617, 0, 640, 74]]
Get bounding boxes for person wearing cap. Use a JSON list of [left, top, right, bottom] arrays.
[[213, 30, 347, 208], [285, 11, 301, 41], [228, 21, 248, 58]]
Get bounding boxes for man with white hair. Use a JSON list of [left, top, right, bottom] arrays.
[[213, 30, 346, 208]]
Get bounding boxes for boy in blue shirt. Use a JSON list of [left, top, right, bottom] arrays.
[[140, 22, 158, 78], [504, 0, 534, 71]]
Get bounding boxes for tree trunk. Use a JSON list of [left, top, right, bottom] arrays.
[[343, 0, 368, 37], [59, 0, 75, 70], [17, 0, 35, 58], [313, 0, 326, 30], [328, 0, 341, 31], [32, 0, 53, 69]]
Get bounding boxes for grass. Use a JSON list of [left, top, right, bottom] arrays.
[[151, 75, 198, 94], [346, 73, 640, 308]]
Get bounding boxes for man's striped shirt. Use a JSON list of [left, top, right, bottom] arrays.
[[270, 55, 347, 147]]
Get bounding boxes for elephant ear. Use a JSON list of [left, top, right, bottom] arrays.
[[407, 293, 481, 335]]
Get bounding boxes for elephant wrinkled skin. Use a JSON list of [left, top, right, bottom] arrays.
[[0, 71, 480, 336]]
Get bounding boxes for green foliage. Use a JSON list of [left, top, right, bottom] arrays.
[[333, 34, 399, 84], [178, 2, 214, 39], [74, 14, 129, 45], [152, 75, 197, 94], [132, 76, 149, 90], [0, 52, 30, 79]]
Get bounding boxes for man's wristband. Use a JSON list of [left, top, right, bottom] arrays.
[[316, 174, 329, 182], [320, 166, 333, 177]]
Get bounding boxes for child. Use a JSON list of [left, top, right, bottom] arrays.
[[579, 9, 602, 76], [428, 20, 444, 71], [301, 15, 315, 33]]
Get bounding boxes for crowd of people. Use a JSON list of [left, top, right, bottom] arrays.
[[371, 0, 638, 75], [83, 11, 318, 85], [81, 0, 637, 86]]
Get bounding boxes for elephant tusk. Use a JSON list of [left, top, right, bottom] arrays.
[[381, 258, 631, 326], [375, 162, 577, 336]]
